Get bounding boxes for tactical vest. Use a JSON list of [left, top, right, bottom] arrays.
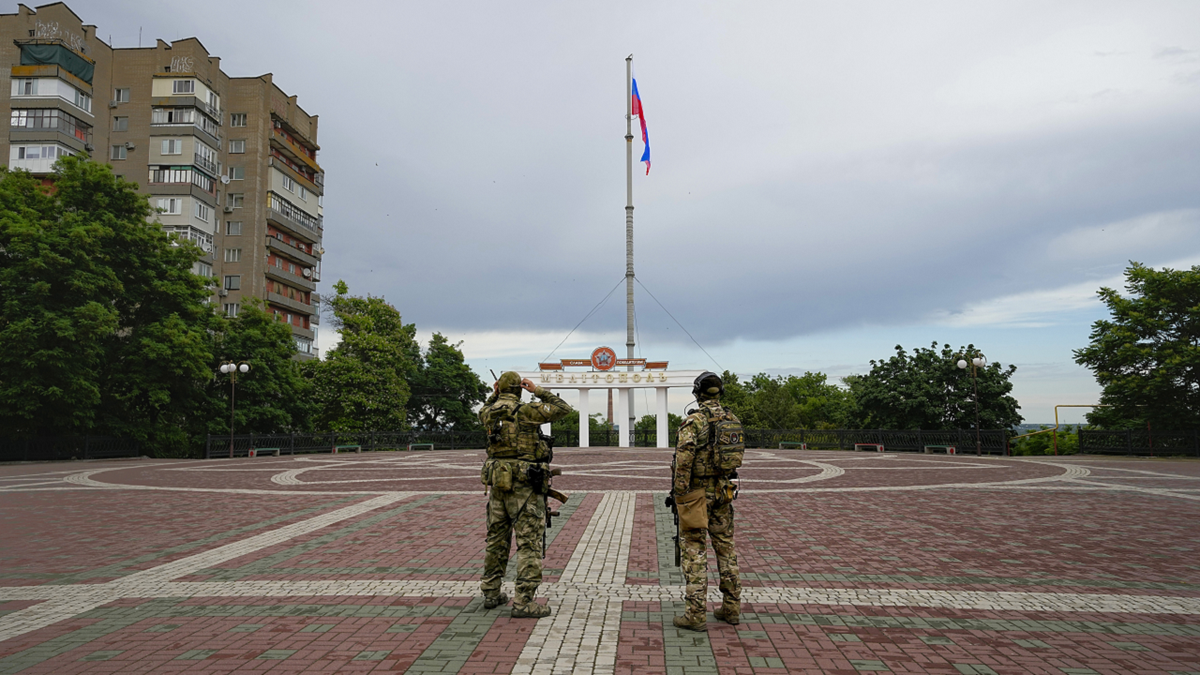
[[484, 398, 546, 462], [692, 402, 745, 476]]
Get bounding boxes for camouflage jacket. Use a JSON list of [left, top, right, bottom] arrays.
[[673, 398, 726, 494], [479, 387, 573, 462]]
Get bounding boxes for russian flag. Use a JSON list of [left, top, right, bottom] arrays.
[[632, 78, 650, 175]]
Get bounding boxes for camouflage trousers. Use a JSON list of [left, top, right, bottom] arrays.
[[680, 492, 740, 615], [480, 483, 545, 607]]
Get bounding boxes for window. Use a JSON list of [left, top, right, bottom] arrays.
[[226, 221, 243, 236], [288, 262, 296, 274], [229, 139, 245, 154], [15, 78, 37, 96], [111, 145, 127, 160], [156, 197, 183, 215], [281, 175, 294, 192], [228, 166, 244, 180], [227, 193, 244, 208], [230, 113, 246, 127], [152, 108, 195, 125], [11, 109, 92, 142], [224, 303, 240, 317], [172, 79, 195, 95], [112, 116, 128, 131], [299, 186, 307, 202], [295, 336, 313, 354], [223, 275, 241, 290], [113, 88, 130, 103], [161, 139, 183, 155], [195, 201, 211, 222], [224, 248, 241, 263], [206, 90, 219, 110], [73, 88, 90, 112], [196, 261, 213, 278], [15, 145, 70, 160], [318, 194, 323, 207]]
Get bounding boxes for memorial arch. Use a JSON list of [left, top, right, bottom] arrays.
[[516, 347, 703, 449]]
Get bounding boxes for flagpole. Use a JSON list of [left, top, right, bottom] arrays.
[[625, 55, 636, 443]]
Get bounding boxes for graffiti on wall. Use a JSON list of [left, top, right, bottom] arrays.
[[171, 56, 195, 73], [34, 20, 87, 53]]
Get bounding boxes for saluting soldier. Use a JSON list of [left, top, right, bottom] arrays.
[[478, 371, 573, 618], [671, 371, 743, 631]]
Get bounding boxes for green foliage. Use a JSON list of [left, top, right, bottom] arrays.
[[302, 280, 416, 432], [408, 333, 489, 431], [717, 370, 855, 429], [852, 342, 1022, 430], [635, 412, 683, 435], [1011, 426, 1079, 456], [553, 412, 613, 434], [0, 157, 216, 450], [202, 302, 312, 446], [1074, 262, 1200, 430]]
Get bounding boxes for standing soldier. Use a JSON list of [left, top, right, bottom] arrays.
[[671, 371, 744, 631], [479, 371, 573, 618]]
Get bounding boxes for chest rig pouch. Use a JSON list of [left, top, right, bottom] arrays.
[[485, 399, 522, 460]]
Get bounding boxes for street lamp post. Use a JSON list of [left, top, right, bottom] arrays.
[[956, 352, 987, 456], [218, 361, 250, 458]]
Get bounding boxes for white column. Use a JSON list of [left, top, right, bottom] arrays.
[[616, 388, 631, 448], [656, 386, 669, 448], [578, 388, 590, 448]]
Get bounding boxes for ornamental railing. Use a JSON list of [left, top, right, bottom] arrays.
[[1079, 429, 1200, 457]]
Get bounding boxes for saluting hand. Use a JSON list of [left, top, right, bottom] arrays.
[[520, 378, 538, 393]]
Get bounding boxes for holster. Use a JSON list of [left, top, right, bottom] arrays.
[[676, 488, 708, 531]]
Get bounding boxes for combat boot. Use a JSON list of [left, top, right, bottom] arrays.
[[714, 601, 740, 625], [483, 592, 509, 609], [511, 602, 551, 618], [672, 610, 707, 632]]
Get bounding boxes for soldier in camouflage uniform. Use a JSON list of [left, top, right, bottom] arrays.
[[479, 371, 573, 618], [672, 371, 742, 631]]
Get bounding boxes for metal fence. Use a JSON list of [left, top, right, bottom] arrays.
[[743, 429, 1010, 455], [204, 431, 491, 458], [1079, 429, 1200, 457], [0, 436, 143, 463]]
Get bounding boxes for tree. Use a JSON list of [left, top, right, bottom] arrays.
[[718, 370, 855, 429], [408, 333, 489, 431], [0, 157, 216, 449], [203, 302, 313, 443], [635, 412, 683, 436], [302, 280, 416, 432], [852, 342, 1022, 430], [1075, 263, 1200, 430]]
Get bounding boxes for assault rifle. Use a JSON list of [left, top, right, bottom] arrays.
[[663, 493, 681, 567], [529, 431, 568, 556]]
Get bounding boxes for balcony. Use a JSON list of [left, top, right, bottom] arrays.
[[266, 264, 316, 292], [270, 127, 321, 174], [266, 192, 322, 240], [267, 291, 316, 316], [269, 153, 321, 195], [265, 235, 319, 267], [194, 153, 220, 177]]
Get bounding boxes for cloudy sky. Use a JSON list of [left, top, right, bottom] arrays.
[[88, 0, 1200, 423]]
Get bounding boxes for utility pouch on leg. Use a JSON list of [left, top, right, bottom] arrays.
[[676, 488, 708, 531], [494, 463, 513, 491], [481, 460, 494, 487]]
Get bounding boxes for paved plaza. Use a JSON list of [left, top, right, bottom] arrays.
[[1, 449, 1198, 674]]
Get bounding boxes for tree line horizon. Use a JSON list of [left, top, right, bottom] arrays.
[[2, 159, 1194, 457]]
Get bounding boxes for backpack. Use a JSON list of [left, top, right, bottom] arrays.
[[708, 405, 745, 474], [485, 400, 522, 459]]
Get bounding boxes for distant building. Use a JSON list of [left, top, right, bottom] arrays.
[[0, 3, 324, 358]]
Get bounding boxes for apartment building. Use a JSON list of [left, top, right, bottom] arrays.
[[0, 3, 323, 358]]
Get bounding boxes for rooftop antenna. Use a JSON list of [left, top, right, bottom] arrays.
[[138, 27, 142, 48]]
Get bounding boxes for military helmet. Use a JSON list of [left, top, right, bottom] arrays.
[[497, 371, 523, 393], [692, 371, 723, 398]]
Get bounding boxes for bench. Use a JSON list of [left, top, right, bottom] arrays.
[[407, 443, 434, 451], [854, 443, 885, 452], [924, 445, 956, 455], [332, 444, 362, 454], [248, 447, 281, 457], [778, 442, 807, 450]]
